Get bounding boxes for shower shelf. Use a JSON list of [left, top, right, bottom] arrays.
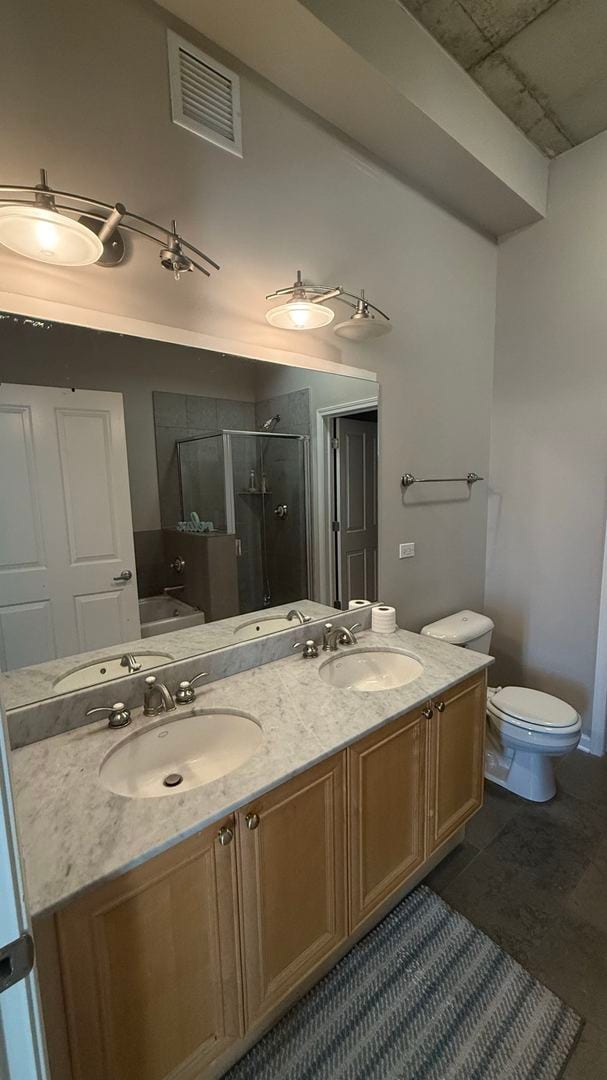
[[238, 490, 273, 496]]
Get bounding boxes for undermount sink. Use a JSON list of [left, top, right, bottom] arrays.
[[233, 615, 297, 641], [99, 709, 263, 798], [53, 652, 173, 694], [319, 648, 424, 692]]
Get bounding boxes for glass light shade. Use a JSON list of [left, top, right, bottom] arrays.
[[265, 300, 335, 330], [334, 315, 391, 341], [0, 205, 103, 266]]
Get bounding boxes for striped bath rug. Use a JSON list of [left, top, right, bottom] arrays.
[[226, 885, 582, 1080]]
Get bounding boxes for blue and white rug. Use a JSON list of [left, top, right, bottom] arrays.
[[226, 885, 582, 1080]]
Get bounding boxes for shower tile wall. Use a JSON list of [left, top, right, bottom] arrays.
[[255, 388, 311, 436], [153, 391, 255, 528]]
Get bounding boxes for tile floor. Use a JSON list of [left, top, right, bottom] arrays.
[[425, 750, 607, 1077]]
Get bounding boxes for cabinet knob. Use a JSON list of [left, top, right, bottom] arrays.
[[435, 700, 446, 712], [422, 705, 434, 719], [245, 812, 260, 831], [217, 826, 234, 846]]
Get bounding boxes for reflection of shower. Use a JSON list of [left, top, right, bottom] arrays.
[[260, 413, 280, 432], [177, 427, 310, 614]]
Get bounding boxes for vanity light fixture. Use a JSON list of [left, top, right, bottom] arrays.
[[0, 169, 219, 279], [265, 270, 391, 341]]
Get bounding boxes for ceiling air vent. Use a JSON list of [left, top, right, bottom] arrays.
[[167, 30, 242, 158]]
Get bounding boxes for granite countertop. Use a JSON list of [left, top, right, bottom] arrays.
[[12, 628, 493, 918], [0, 599, 334, 711]]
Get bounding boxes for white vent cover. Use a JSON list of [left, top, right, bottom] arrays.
[[167, 30, 242, 158]]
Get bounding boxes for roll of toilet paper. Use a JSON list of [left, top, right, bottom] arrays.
[[372, 604, 397, 634], [348, 599, 369, 610]]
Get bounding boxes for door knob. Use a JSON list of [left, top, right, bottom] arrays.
[[245, 812, 260, 830], [422, 705, 434, 719], [113, 570, 133, 582], [217, 826, 234, 846]]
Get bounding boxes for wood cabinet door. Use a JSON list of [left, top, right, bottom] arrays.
[[237, 753, 347, 1026], [54, 820, 242, 1080], [427, 672, 486, 853], [348, 708, 426, 930]]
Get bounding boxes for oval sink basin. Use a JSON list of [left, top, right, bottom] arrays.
[[233, 615, 296, 641], [319, 648, 424, 692], [53, 652, 173, 695], [99, 710, 263, 798]]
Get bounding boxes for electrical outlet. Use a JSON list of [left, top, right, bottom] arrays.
[[399, 542, 415, 559]]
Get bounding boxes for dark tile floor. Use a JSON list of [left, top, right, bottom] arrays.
[[425, 750, 607, 1078]]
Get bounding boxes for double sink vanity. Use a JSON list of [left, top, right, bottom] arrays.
[[7, 602, 492, 1080]]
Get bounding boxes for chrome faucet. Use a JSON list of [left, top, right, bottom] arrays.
[[143, 675, 176, 716], [322, 622, 361, 651], [121, 653, 141, 674], [286, 609, 312, 625]]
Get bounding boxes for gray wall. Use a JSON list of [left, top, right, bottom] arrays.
[[2, 0, 497, 631], [487, 131, 607, 734]]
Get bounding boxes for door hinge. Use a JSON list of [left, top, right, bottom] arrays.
[[331, 521, 340, 532], [0, 932, 34, 994], [331, 436, 339, 450]]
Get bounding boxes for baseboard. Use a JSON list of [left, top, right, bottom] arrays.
[[578, 733, 594, 755]]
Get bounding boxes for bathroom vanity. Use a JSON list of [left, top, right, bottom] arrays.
[[11, 627, 491, 1080]]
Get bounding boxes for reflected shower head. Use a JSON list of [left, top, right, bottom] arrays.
[[260, 414, 280, 432]]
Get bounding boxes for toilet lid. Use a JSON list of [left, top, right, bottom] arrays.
[[490, 686, 578, 729]]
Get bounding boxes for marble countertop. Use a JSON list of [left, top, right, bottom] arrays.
[[12, 627, 493, 918], [0, 599, 334, 711]]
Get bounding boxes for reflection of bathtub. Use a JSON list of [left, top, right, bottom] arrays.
[[139, 596, 205, 638]]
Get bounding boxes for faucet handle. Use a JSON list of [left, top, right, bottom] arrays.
[[293, 639, 319, 659], [175, 671, 209, 705], [86, 702, 131, 729]]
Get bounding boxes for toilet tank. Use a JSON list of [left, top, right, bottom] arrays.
[[421, 610, 494, 653]]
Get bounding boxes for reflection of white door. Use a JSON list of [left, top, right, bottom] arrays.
[[0, 700, 49, 1078], [335, 416, 378, 608], [0, 385, 139, 670]]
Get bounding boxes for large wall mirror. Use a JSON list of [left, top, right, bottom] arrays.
[[0, 313, 378, 705]]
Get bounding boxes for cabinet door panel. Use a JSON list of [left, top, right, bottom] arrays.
[[55, 822, 242, 1080], [237, 754, 347, 1026], [428, 673, 486, 853], [349, 710, 426, 929]]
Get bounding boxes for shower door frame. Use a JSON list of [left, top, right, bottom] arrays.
[[176, 429, 313, 600]]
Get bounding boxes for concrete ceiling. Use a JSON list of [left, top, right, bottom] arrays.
[[400, 0, 607, 156]]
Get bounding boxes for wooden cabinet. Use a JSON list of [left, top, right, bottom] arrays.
[[348, 709, 426, 929], [36, 673, 487, 1079], [427, 672, 486, 854], [236, 753, 347, 1027], [52, 819, 242, 1080]]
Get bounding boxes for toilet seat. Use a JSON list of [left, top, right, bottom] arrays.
[[488, 686, 580, 735]]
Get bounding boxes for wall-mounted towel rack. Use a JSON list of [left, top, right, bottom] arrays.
[[401, 471, 483, 488]]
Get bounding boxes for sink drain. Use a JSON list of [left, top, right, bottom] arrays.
[[163, 773, 183, 788]]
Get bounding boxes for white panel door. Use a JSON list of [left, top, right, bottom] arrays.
[[335, 417, 378, 608], [0, 385, 139, 669]]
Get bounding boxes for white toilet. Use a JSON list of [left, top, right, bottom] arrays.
[[421, 610, 581, 803]]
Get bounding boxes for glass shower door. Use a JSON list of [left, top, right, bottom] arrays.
[[228, 433, 309, 613]]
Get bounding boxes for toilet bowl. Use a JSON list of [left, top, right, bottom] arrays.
[[421, 610, 581, 803]]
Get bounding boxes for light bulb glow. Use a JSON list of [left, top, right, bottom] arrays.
[[0, 205, 103, 266], [265, 300, 334, 331]]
